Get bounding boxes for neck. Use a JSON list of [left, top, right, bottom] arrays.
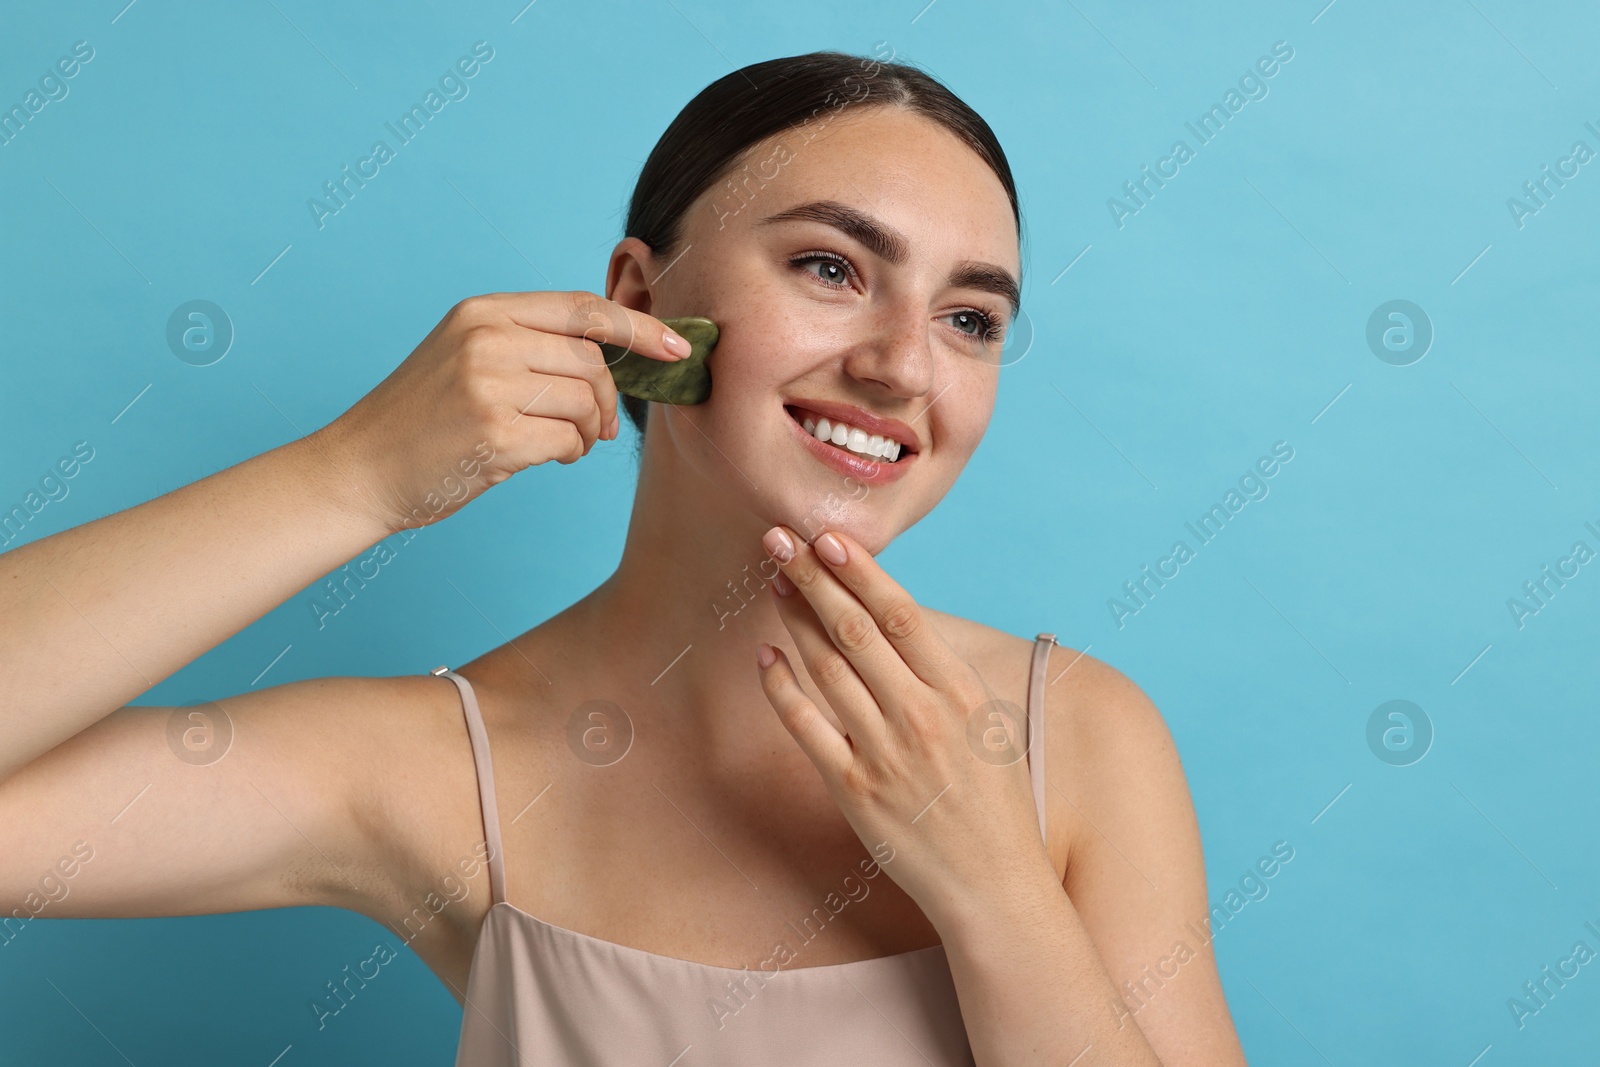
[[567, 416, 803, 750]]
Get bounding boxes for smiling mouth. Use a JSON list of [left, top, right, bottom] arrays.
[[784, 405, 913, 463]]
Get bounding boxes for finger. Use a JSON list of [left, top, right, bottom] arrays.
[[529, 290, 685, 443], [769, 566, 889, 757], [447, 300, 621, 446], [756, 643, 854, 779], [767, 550, 894, 758], [512, 374, 604, 457], [548, 334, 620, 445], [463, 291, 688, 445], [763, 524, 926, 700], [797, 527, 967, 693], [498, 290, 691, 363]]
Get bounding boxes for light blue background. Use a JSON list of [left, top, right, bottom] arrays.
[[4, 0, 1598, 1063]]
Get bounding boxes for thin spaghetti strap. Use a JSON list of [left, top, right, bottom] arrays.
[[1026, 634, 1056, 844], [432, 666, 508, 907]]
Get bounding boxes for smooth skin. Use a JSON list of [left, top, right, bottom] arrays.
[[0, 105, 1247, 1065]]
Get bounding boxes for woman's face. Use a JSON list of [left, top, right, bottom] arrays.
[[617, 105, 1021, 554]]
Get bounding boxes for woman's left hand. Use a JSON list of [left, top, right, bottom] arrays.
[[755, 524, 1058, 932]]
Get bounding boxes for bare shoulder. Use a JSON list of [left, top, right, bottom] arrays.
[[925, 610, 1240, 1059], [0, 669, 488, 941], [921, 606, 1172, 758], [242, 671, 489, 914], [1036, 642, 1182, 791], [254, 665, 519, 991], [331, 669, 501, 927], [921, 608, 1185, 863], [239, 668, 503, 989]]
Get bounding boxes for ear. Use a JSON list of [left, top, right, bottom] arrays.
[[605, 236, 661, 314]]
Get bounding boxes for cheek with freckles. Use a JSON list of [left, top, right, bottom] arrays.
[[647, 272, 997, 545], [933, 369, 997, 457], [654, 267, 823, 448]]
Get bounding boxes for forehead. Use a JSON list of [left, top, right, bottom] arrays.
[[697, 106, 1019, 277]]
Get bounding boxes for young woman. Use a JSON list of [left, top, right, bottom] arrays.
[[1, 51, 1248, 1066]]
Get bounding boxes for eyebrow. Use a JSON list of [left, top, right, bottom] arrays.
[[756, 199, 1021, 320]]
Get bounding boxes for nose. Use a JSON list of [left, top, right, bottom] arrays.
[[841, 299, 935, 399]]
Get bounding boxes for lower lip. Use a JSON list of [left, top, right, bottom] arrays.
[[785, 409, 916, 486]]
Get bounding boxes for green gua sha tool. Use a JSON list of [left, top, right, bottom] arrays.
[[598, 316, 718, 406]]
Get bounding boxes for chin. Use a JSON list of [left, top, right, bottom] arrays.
[[765, 469, 937, 558], [667, 400, 940, 553], [782, 489, 876, 545]]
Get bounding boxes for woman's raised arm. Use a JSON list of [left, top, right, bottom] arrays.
[[0, 431, 390, 782], [0, 290, 690, 782]]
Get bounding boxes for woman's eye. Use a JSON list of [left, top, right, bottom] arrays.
[[793, 253, 1002, 345], [948, 309, 1001, 342], [950, 311, 986, 336], [793, 253, 854, 288]]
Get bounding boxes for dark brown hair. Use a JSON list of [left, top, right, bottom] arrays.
[[618, 48, 1023, 435]]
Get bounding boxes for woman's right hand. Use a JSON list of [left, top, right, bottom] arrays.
[[318, 291, 692, 534]]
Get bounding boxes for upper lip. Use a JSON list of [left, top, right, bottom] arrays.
[[783, 398, 922, 453]]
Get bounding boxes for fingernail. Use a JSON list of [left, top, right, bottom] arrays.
[[756, 642, 777, 668], [816, 532, 848, 566], [664, 330, 691, 358], [763, 526, 794, 562], [772, 570, 795, 597], [605, 412, 618, 439]]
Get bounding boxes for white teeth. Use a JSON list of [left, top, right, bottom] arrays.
[[797, 408, 906, 462]]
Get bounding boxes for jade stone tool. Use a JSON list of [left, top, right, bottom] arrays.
[[598, 316, 718, 406]]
